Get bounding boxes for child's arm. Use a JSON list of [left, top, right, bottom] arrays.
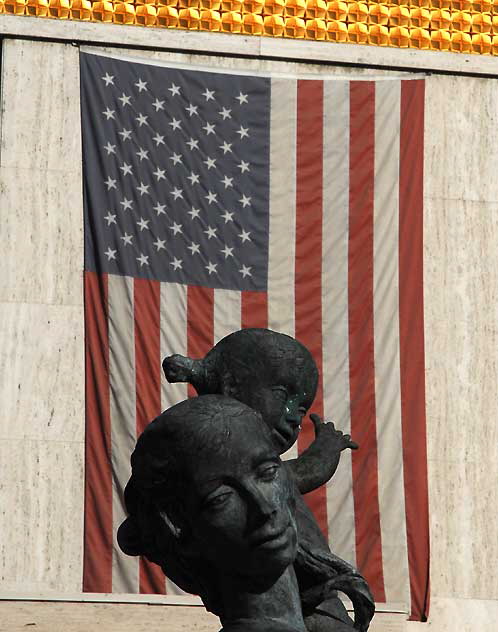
[[286, 414, 358, 495]]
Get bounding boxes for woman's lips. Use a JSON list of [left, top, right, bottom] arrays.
[[250, 524, 290, 549]]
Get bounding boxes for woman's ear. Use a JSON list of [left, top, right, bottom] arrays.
[[117, 517, 143, 556], [158, 508, 200, 557]]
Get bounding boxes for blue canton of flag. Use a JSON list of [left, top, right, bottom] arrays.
[[81, 51, 271, 291]]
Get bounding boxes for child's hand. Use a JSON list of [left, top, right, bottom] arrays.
[[309, 413, 359, 452]]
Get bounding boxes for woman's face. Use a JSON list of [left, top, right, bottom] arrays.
[[184, 412, 298, 581]]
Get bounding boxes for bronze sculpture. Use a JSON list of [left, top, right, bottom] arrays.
[[119, 329, 375, 631], [162, 329, 373, 631]]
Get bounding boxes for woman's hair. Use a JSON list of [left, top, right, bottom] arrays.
[[117, 395, 265, 615]]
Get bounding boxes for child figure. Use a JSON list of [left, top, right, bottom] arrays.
[[163, 328, 373, 632]]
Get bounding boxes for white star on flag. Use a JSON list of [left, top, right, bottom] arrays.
[[153, 167, 166, 181], [237, 126, 249, 139], [137, 182, 150, 196], [136, 113, 148, 127], [103, 108, 115, 120], [119, 93, 131, 107], [153, 133, 165, 146], [170, 257, 183, 270], [239, 194, 251, 208], [136, 253, 149, 266], [104, 212, 116, 226], [204, 226, 217, 239], [102, 73, 114, 86], [153, 202, 166, 216], [104, 247, 116, 260], [153, 238, 166, 251], [203, 122, 215, 135], [135, 78, 147, 92], [203, 88, 215, 101]]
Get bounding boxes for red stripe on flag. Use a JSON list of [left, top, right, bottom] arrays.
[[134, 278, 165, 595], [241, 291, 268, 329], [348, 81, 386, 602], [295, 79, 328, 540], [399, 79, 430, 621], [187, 285, 214, 397], [83, 271, 113, 593]]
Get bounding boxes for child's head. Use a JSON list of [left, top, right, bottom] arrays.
[[163, 328, 318, 454]]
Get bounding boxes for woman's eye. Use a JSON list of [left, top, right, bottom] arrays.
[[203, 491, 232, 512], [259, 464, 279, 481]]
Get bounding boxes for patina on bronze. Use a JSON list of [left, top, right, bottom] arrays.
[[161, 328, 374, 631]]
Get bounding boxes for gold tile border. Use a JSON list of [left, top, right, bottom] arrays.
[[2, 0, 498, 55]]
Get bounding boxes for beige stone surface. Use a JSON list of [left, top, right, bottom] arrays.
[[0, 302, 84, 442], [425, 76, 498, 203], [0, 40, 81, 172], [0, 440, 84, 594], [0, 601, 406, 632], [406, 597, 498, 631], [0, 167, 84, 307], [0, 602, 220, 632]]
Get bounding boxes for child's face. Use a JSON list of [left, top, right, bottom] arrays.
[[247, 377, 315, 454]]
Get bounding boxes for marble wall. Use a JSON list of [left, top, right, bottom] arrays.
[[0, 37, 497, 629]]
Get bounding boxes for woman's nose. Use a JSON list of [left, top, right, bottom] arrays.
[[245, 483, 276, 523]]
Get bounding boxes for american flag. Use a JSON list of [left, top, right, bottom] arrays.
[[81, 50, 429, 621]]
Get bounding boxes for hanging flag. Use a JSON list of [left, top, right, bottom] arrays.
[[80, 50, 429, 621]]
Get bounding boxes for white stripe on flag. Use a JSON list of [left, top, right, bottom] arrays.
[[214, 289, 242, 344], [373, 80, 411, 607], [160, 281, 188, 595], [268, 77, 298, 461], [322, 80, 357, 568], [160, 282, 188, 411], [109, 274, 139, 593]]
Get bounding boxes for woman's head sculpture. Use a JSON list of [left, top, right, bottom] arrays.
[[118, 395, 299, 617]]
